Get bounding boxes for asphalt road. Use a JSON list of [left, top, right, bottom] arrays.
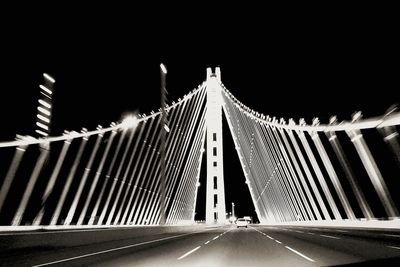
[[2, 225, 400, 266]]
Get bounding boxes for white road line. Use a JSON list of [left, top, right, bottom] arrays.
[[285, 246, 315, 262], [384, 234, 400, 238], [320, 234, 341, 240], [204, 241, 210, 245], [213, 236, 219, 240], [387, 246, 400, 250], [335, 229, 349, 233], [177, 246, 201, 260], [294, 230, 304, 233], [250, 226, 276, 242], [32, 231, 207, 267], [307, 232, 316, 235], [250, 226, 264, 235], [251, 226, 283, 245]]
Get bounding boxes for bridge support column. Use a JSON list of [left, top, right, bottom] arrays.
[[205, 67, 227, 224]]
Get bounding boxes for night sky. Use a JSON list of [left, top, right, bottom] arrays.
[[0, 9, 398, 222]]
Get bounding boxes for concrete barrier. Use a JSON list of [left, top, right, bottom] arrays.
[[0, 224, 221, 250]]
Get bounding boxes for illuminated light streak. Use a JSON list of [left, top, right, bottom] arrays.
[[38, 99, 51, 109], [43, 73, 55, 83], [39, 84, 53, 95], [37, 114, 50, 123], [36, 121, 49, 131]]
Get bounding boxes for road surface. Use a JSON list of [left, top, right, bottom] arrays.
[[2, 225, 400, 266]]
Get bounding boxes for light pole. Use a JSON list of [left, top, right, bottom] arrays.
[[160, 63, 167, 225], [36, 73, 55, 137], [232, 202, 235, 219]]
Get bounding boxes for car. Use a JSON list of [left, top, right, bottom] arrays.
[[236, 218, 248, 228]]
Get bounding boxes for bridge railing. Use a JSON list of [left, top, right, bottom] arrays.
[[221, 84, 400, 223], [0, 84, 206, 228]]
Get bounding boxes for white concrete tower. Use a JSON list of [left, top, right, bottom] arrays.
[[205, 67, 227, 224]]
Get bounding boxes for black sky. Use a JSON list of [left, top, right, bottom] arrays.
[[0, 8, 398, 221]]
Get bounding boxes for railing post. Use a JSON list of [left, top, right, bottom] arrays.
[[50, 129, 89, 225], [346, 111, 399, 218], [325, 116, 374, 219], [310, 118, 355, 220], [160, 63, 168, 225], [378, 106, 400, 168], [33, 131, 73, 225], [64, 126, 104, 225], [0, 135, 29, 213], [12, 142, 50, 226]]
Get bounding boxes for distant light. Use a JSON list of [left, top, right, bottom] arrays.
[[35, 129, 48, 136], [36, 121, 49, 130], [43, 73, 55, 83], [121, 115, 138, 129], [37, 114, 50, 123], [37, 106, 51, 116], [38, 99, 51, 109], [40, 91, 51, 99], [39, 84, 53, 95], [160, 63, 167, 74]]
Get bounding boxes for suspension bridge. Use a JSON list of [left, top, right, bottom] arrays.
[[0, 67, 400, 266]]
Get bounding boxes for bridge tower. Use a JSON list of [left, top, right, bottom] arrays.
[[205, 67, 227, 224]]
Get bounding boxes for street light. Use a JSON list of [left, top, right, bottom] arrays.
[[36, 73, 55, 137], [120, 114, 138, 130], [160, 63, 167, 75], [232, 202, 235, 219], [160, 63, 167, 225]]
